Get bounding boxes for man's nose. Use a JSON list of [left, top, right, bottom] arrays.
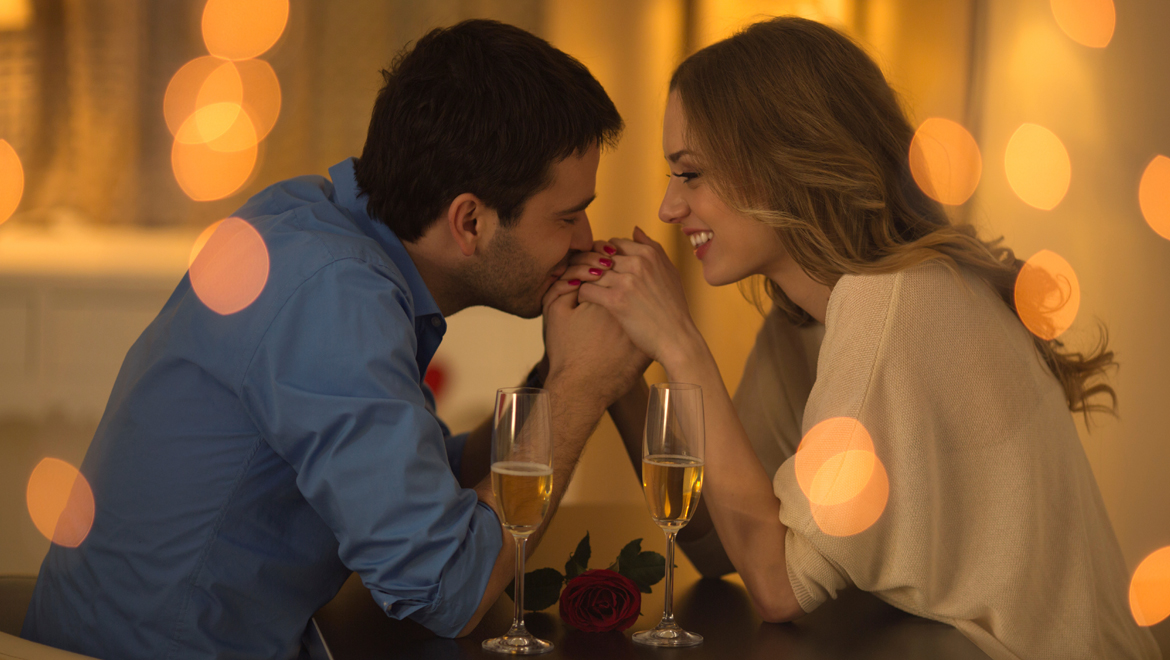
[[570, 214, 594, 252]]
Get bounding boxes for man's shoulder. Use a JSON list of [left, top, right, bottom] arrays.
[[233, 175, 406, 292]]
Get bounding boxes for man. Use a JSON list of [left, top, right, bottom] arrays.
[[23, 20, 645, 659]]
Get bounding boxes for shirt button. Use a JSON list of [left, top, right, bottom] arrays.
[[430, 317, 442, 328]]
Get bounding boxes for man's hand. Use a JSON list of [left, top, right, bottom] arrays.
[[542, 246, 650, 410]]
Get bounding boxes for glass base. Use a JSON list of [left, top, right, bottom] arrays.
[[482, 632, 554, 655], [632, 623, 703, 647]]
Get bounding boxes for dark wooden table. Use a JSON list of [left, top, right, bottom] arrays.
[[314, 503, 991, 660]]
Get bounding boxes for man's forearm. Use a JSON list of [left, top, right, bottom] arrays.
[[458, 371, 610, 636]]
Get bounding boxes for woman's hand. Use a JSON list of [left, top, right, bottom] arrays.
[[577, 227, 703, 367], [543, 240, 619, 303]]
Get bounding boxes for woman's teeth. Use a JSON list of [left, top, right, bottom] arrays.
[[689, 231, 713, 248]]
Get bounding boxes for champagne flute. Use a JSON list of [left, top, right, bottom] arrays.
[[633, 382, 704, 647], [483, 387, 555, 655]]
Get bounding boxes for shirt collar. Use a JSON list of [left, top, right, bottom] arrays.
[[329, 158, 443, 321]]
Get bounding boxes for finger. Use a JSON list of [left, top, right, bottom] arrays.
[[632, 226, 667, 254], [609, 236, 654, 258], [578, 280, 619, 309], [547, 276, 585, 304], [566, 251, 616, 270], [592, 239, 619, 257]]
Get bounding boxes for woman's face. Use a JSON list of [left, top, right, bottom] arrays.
[[658, 92, 789, 287]]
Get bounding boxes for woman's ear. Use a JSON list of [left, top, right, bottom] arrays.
[[445, 192, 498, 257]]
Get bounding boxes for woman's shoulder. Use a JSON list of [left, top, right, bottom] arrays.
[[828, 261, 1005, 334]]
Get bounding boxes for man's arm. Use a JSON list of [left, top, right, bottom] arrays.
[[456, 292, 650, 636]]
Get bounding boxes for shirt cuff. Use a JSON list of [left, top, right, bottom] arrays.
[[406, 500, 502, 637], [783, 527, 850, 614]]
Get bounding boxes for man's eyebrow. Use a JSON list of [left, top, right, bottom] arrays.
[[667, 149, 693, 163], [556, 195, 596, 215]]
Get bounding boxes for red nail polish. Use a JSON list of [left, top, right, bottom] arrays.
[[603, 245, 617, 255], [599, 258, 613, 268], [589, 268, 603, 276], [568, 279, 581, 286]]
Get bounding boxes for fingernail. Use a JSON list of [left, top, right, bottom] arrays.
[[568, 279, 581, 286], [599, 258, 613, 267], [589, 268, 603, 276], [603, 245, 617, 255]]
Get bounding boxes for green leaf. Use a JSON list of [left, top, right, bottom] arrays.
[[505, 567, 565, 611], [613, 539, 666, 594], [564, 532, 591, 580]]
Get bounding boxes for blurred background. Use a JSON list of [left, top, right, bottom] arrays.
[[1, 0, 1168, 639]]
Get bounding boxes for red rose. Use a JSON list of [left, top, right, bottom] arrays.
[[558, 569, 641, 632]]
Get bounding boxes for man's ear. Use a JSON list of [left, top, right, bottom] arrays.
[[445, 192, 496, 257]]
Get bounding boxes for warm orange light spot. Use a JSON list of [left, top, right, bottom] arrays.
[[26, 458, 94, 548], [189, 217, 269, 315], [1005, 123, 1071, 211], [189, 219, 226, 268], [0, 0, 32, 31], [909, 118, 982, 206], [202, 0, 289, 61], [1139, 155, 1170, 241], [811, 457, 888, 538], [796, 417, 888, 537], [1014, 249, 1080, 340], [0, 139, 23, 225], [1051, 0, 1115, 48], [172, 110, 258, 202], [810, 449, 875, 506], [165, 57, 243, 141], [1130, 546, 1170, 627], [235, 59, 282, 142]]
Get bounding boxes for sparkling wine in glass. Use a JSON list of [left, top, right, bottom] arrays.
[[483, 387, 554, 655], [634, 382, 704, 648]]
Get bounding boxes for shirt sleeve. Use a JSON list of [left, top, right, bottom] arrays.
[[240, 258, 501, 637]]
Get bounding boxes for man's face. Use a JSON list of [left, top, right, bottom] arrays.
[[467, 146, 600, 318]]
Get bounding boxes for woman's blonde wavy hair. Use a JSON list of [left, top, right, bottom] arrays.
[[670, 16, 1116, 420]]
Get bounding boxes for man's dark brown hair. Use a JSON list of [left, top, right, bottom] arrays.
[[354, 19, 623, 242]]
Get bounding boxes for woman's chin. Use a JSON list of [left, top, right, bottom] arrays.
[[701, 263, 739, 288]]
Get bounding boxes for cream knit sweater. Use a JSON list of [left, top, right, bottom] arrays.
[[687, 263, 1160, 659]]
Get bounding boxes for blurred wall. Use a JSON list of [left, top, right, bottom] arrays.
[[971, 0, 1170, 575]]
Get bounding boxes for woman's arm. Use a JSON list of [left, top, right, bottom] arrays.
[[579, 228, 803, 622]]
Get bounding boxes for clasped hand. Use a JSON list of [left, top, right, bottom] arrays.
[[545, 227, 699, 376]]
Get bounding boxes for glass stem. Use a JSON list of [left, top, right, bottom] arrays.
[[513, 534, 527, 633], [662, 529, 677, 626]]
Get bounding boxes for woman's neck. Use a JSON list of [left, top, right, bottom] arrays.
[[764, 258, 832, 324]]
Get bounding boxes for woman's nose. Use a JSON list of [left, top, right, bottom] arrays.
[[658, 181, 687, 224]]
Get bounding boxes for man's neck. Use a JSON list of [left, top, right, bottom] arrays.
[[401, 239, 469, 317]]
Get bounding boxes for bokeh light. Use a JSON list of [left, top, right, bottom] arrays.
[[202, 0, 289, 61], [172, 110, 258, 201], [188, 217, 269, 315], [189, 219, 226, 267], [26, 458, 95, 548], [0, 0, 32, 31], [165, 57, 243, 141], [0, 139, 23, 225], [235, 58, 282, 142], [1005, 123, 1071, 211], [795, 417, 889, 537], [1130, 546, 1170, 627], [1014, 249, 1080, 340], [1139, 155, 1170, 241], [909, 118, 982, 206], [1050, 0, 1115, 48]]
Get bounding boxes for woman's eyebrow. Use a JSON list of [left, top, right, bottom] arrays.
[[667, 149, 693, 163]]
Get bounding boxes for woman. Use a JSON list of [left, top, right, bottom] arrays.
[[552, 16, 1160, 660]]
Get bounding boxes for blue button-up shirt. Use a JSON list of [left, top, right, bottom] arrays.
[[23, 159, 503, 659]]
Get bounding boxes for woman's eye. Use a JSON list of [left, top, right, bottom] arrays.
[[670, 171, 700, 183]]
